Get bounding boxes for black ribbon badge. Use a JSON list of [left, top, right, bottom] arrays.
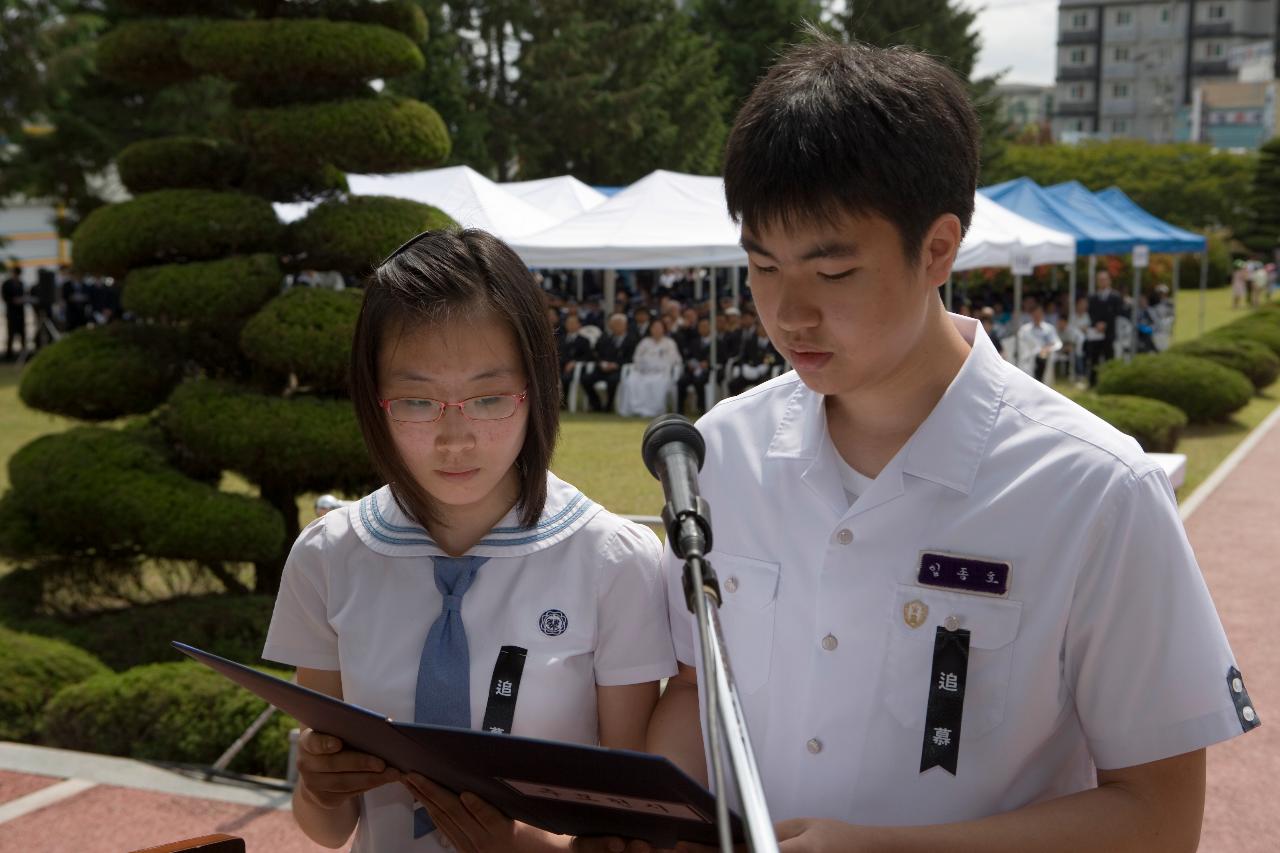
[[480, 645, 527, 734], [919, 626, 970, 775]]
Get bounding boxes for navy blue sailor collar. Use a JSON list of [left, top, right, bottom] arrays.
[[352, 471, 602, 558]]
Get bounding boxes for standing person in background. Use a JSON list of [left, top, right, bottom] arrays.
[[1086, 271, 1122, 385], [2, 264, 27, 360], [264, 229, 675, 853], [1230, 261, 1249, 310]]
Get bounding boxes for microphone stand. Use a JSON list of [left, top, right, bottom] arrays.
[[663, 505, 779, 853]]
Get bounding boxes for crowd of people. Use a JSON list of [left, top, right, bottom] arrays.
[[1, 262, 122, 360]]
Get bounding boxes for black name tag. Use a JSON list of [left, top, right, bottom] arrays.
[[919, 551, 1010, 597], [481, 645, 527, 735], [920, 626, 970, 775]]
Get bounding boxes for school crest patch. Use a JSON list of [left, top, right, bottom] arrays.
[[539, 609, 568, 636]]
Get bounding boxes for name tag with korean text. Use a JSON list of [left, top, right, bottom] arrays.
[[918, 551, 1010, 597]]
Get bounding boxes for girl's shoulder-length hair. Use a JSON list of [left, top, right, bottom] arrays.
[[349, 228, 560, 532]]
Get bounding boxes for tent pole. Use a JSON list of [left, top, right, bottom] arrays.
[[1199, 251, 1208, 336], [1068, 263, 1078, 381], [575, 269, 584, 302], [708, 273, 719, 412], [694, 270, 704, 303], [1013, 274, 1023, 365], [1131, 263, 1142, 362], [730, 265, 740, 307], [603, 270, 616, 320], [1088, 255, 1097, 295]]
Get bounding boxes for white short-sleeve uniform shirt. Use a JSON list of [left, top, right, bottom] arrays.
[[265, 471, 677, 853], [667, 314, 1258, 825]]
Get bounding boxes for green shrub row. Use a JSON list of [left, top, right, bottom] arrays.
[[1096, 353, 1253, 423], [240, 287, 363, 390], [4, 426, 285, 564], [1076, 394, 1188, 453], [239, 160, 350, 203], [95, 20, 197, 88], [1170, 337, 1280, 390], [117, 136, 248, 194], [182, 19, 423, 87], [18, 324, 186, 421], [289, 195, 454, 275], [1206, 312, 1280, 357], [163, 379, 377, 494], [232, 97, 450, 176], [0, 629, 108, 741], [72, 190, 283, 277], [43, 662, 295, 778], [287, 0, 429, 42], [124, 253, 282, 324]]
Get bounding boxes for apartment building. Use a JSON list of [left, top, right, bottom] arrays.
[[1053, 1, 1279, 144]]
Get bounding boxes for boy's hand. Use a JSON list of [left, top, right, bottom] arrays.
[[402, 773, 521, 852], [295, 728, 401, 810]]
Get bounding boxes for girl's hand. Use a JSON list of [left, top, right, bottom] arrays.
[[401, 773, 524, 852], [295, 728, 401, 810]]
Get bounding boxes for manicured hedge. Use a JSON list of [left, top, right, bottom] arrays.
[[163, 380, 376, 494], [95, 20, 196, 87], [232, 97, 450, 175], [5, 427, 285, 564], [117, 0, 239, 13], [290, 195, 454, 275], [289, 0, 429, 42], [1207, 314, 1280, 358], [18, 324, 185, 420], [1096, 354, 1253, 423], [0, 629, 108, 742], [182, 19, 423, 87], [1171, 337, 1280, 391], [239, 160, 349, 203], [72, 190, 284, 277], [123, 254, 282, 324], [1075, 394, 1188, 453], [117, 136, 247, 194], [43, 662, 295, 777], [240, 288, 362, 390]]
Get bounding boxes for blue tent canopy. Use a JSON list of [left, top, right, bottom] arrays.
[[980, 177, 1135, 256], [1093, 187, 1206, 253], [1046, 180, 1178, 253]]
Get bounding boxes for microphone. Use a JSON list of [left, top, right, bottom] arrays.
[[641, 414, 713, 564]]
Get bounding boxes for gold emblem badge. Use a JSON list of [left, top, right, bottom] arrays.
[[903, 599, 929, 629]]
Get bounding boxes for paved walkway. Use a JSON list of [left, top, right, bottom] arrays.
[[1, 410, 1279, 851]]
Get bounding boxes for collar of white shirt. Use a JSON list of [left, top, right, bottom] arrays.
[[764, 314, 1008, 501], [351, 470, 602, 558]]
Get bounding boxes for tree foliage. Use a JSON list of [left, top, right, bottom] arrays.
[[1240, 137, 1280, 252]]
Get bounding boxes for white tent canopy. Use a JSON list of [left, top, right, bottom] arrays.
[[508, 170, 746, 268], [954, 194, 1076, 271], [501, 176, 607, 223], [272, 165, 560, 240]]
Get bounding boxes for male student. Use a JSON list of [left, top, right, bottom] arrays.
[[579, 33, 1258, 853]]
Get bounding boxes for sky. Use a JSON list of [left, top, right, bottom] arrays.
[[971, 0, 1061, 86]]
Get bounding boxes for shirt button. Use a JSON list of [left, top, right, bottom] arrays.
[[806, 738, 823, 754], [1232, 677, 1244, 694], [944, 615, 961, 632], [836, 528, 853, 545], [821, 634, 838, 651], [1243, 706, 1257, 723], [724, 576, 739, 594]]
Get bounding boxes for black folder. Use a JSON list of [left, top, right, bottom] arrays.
[[172, 642, 743, 847]]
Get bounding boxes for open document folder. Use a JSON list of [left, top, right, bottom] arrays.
[[172, 642, 744, 847]]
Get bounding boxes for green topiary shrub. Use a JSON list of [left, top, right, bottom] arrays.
[[164, 379, 376, 494], [72, 190, 284, 277], [1096, 353, 1253, 423], [5, 427, 285, 564], [95, 20, 197, 87], [239, 160, 349, 203], [233, 97, 450, 175], [117, 136, 248, 194], [117, 0, 239, 13], [1074, 394, 1189, 452], [182, 19, 424, 87], [289, 0, 429, 42], [240, 287, 362, 390], [0, 629, 109, 741], [1171, 337, 1280, 390], [124, 253, 282, 324], [290, 195, 454, 275], [33, 595, 276, 672], [43, 662, 295, 777], [1206, 314, 1280, 358], [19, 324, 186, 420]]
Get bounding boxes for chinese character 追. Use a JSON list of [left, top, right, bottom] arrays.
[[932, 727, 952, 747], [957, 567, 969, 581], [488, 726, 506, 733], [937, 672, 959, 692], [495, 679, 513, 697]]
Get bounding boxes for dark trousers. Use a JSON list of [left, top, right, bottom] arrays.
[[1084, 340, 1111, 386], [677, 372, 709, 415], [1034, 356, 1048, 382], [582, 366, 622, 412], [5, 311, 25, 358]]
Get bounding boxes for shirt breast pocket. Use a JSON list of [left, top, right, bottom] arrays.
[[883, 584, 1022, 740], [709, 552, 780, 694]]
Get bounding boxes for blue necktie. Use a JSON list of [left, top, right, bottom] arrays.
[[413, 554, 488, 839]]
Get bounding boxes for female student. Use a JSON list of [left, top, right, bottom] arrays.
[[262, 229, 676, 852]]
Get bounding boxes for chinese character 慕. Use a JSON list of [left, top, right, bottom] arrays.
[[932, 727, 952, 747], [938, 672, 959, 692]]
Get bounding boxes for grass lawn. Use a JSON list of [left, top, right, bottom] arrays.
[[1172, 282, 1253, 343]]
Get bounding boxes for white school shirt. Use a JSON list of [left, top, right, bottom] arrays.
[[666, 313, 1256, 825], [264, 471, 677, 853]]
